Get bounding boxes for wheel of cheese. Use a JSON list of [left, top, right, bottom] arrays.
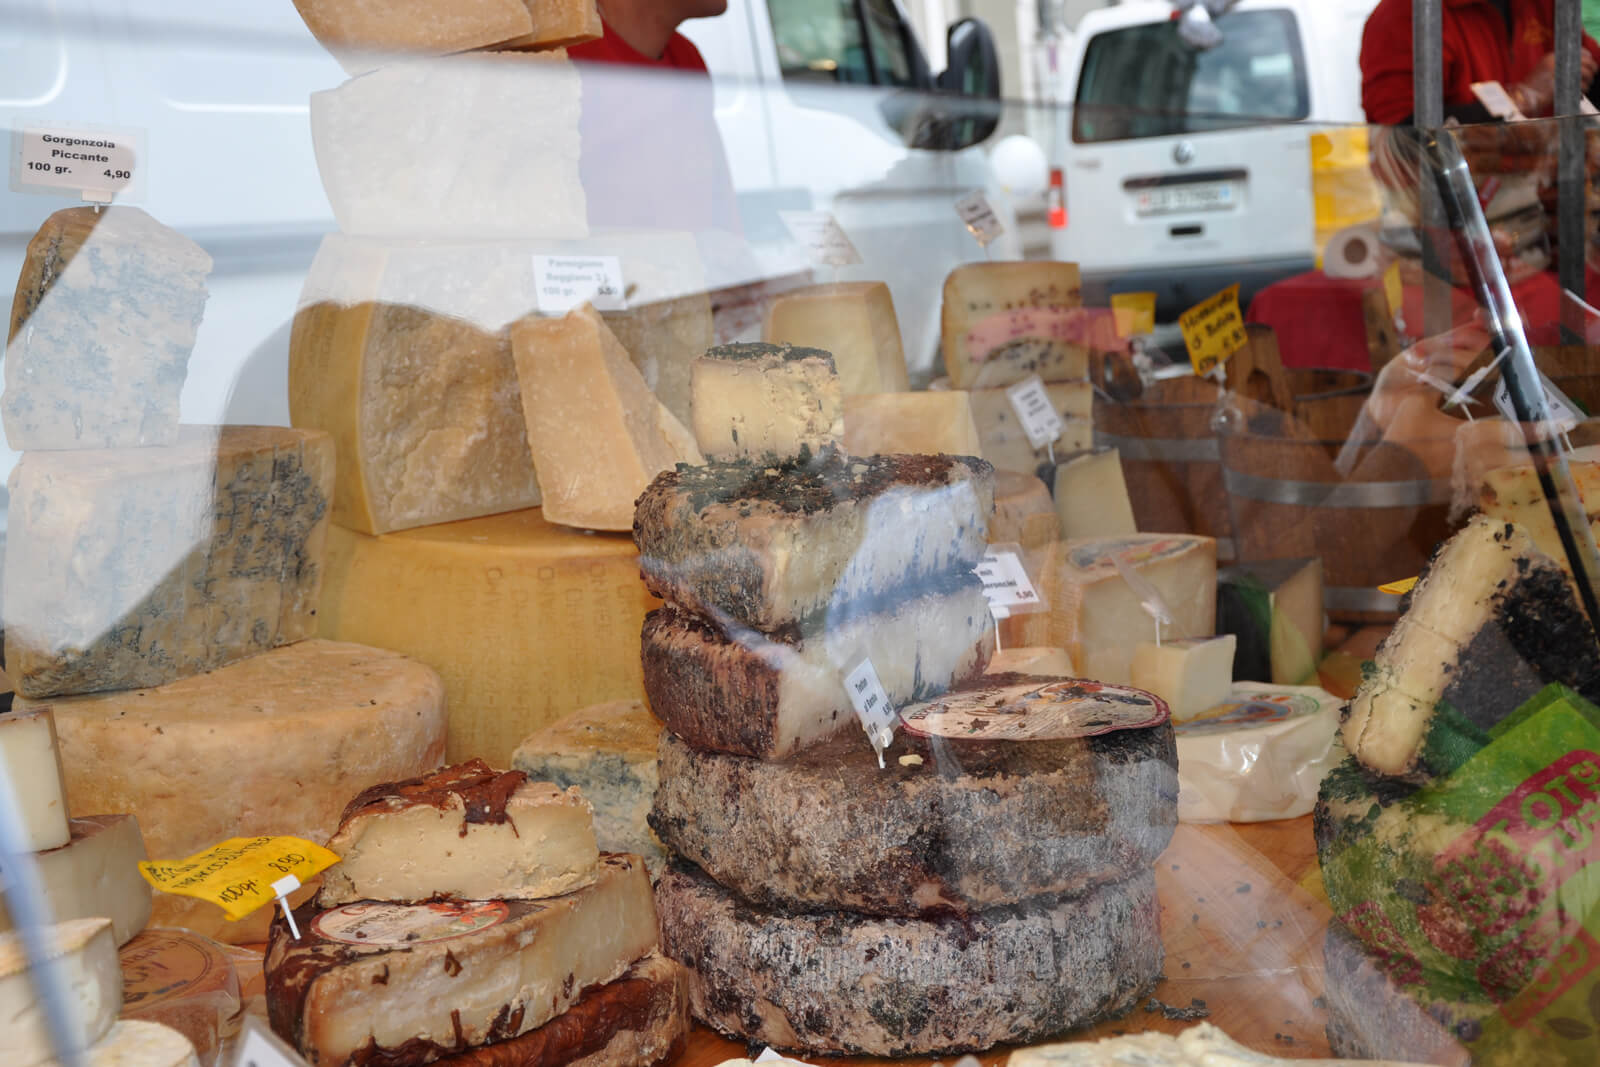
[[657, 862, 1160, 1057], [319, 508, 657, 764], [651, 717, 1176, 916], [1322, 921, 1481, 1067], [120, 929, 243, 1066], [31, 640, 446, 943]]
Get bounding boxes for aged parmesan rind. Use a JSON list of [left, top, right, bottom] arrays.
[[657, 863, 1160, 1057], [651, 712, 1176, 916], [5, 207, 210, 451], [5, 426, 333, 698]]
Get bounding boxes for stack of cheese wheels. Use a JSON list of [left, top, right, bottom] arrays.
[[263, 761, 688, 1066], [1, 207, 448, 947], [636, 346, 1181, 1055]]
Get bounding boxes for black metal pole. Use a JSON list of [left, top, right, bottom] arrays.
[[1557, 0, 1587, 333], [1414, 0, 1451, 337]]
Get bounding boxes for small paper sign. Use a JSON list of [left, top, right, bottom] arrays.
[[1379, 576, 1418, 595], [11, 122, 144, 203], [232, 1017, 312, 1067], [1111, 292, 1156, 338], [955, 190, 1004, 247], [844, 657, 897, 763], [1492, 370, 1582, 440], [779, 211, 862, 267], [975, 546, 1046, 619], [140, 836, 340, 922], [532, 255, 627, 313], [1177, 283, 1246, 377], [1383, 262, 1403, 320], [1471, 80, 1527, 122], [1005, 374, 1065, 450]]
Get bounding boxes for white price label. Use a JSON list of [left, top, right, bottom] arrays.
[[12, 123, 143, 202], [843, 657, 897, 761], [1492, 369, 1581, 440], [975, 547, 1044, 619], [231, 1018, 311, 1067], [955, 190, 1004, 247], [1005, 375, 1064, 450], [1470, 81, 1527, 122], [531, 255, 627, 313], [779, 211, 862, 268]]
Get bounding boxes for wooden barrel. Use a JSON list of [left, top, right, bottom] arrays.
[[1533, 346, 1600, 416], [1220, 432, 1455, 624]]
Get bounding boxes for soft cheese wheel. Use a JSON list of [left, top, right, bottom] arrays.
[[1176, 682, 1342, 823], [990, 471, 1059, 549], [5, 426, 334, 699], [0, 918, 122, 1067], [266, 854, 658, 1067], [5, 207, 211, 451], [658, 863, 1160, 1057], [0, 816, 152, 946], [319, 509, 658, 763], [841, 390, 984, 458], [119, 929, 242, 1066], [31, 640, 447, 943], [0, 706, 70, 851], [969, 381, 1093, 475], [941, 261, 1088, 389], [651, 709, 1176, 915], [763, 282, 911, 395], [310, 52, 586, 239]]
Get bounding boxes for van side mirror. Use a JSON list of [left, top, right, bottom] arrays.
[[938, 18, 1000, 102], [882, 18, 1003, 151]]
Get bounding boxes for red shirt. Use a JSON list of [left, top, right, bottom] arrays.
[[1360, 0, 1600, 124], [568, 23, 708, 71]]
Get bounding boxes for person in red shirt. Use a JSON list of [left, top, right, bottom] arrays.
[[569, 0, 727, 69], [1361, 0, 1600, 125]]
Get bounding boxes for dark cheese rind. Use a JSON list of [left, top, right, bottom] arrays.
[[650, 713, 1176, 916], [336, 758, 524, 827], [632, 452, 994, 635], [702, 342, 834, 368]]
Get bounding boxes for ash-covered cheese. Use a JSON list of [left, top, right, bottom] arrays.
[[762, 282, 910, 395], [633, 452, 994, 634], [651, 694, 1175, 915], [5, 207, 211, 451], [657, 862, 1160, 1057], [1, 918, 122, 1067], [941, 261, 1088, 389], [1322, 921, 1480, 1067], [511, 701, 666, 875], [0, 815, 152, 946], [5, 426, 333, 699], [841, 390, 985, 458], [266, 854, 658, 1067], [642, 581, 994, 760], [690, 343, 842, 462], [317, 759, 599, 907]]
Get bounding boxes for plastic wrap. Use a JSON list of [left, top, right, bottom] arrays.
[[1175, 683, 1343, 823]]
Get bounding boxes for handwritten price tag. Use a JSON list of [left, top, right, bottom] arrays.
[[532, 255, 627, 313], [231, 1017, 312, 1067], [975, 546, 1045, 619], [1492, 370, 1582, 441], [955, 190, 1004, 247], [140, 836, 340, 922], [11, 123, 144, 203], [1178, 283, 1246, 377], [1005, 375, 1065, 450], [780, 211, 862, 267], [844, 657, 897, 764]]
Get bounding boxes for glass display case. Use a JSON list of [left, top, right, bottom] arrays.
[[3, 3, 1600, 1066]]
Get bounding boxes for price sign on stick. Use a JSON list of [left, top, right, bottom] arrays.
[[1492, 370, 1582, 441], [955, 190, 1004, 249], [780, 211, 862, 268], [11, 123, 145, 203], [975, 545, 1047, 619], [531, 255, 627, 313], [844, 657, 897, 767], [1005, 375, 1064, 450], [140, 836, 339, 924], [232, 1017, 312, 1067], [1177, 284, 1246, 378]]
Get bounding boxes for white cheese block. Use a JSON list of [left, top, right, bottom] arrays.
[[941, 261, 1088, 388], [763, 282, 911, 395], [4, 426, 334, 699], [30, 640, 447, 944], [265, 853, 658, 1066], [0, 815, 151, 946], [1175, 682, 1343, 823], [118, 929, 241, 1066], [1129, 635, 1236, 722], [0, 705, 70, 851], [0, 918, 121, 1067], [841, 391, 983, 458], [1054, 448, 1138, 540], [1478, 458, 1600, 578], [5, 207, 211, 451], [986, 646, 1075, 676], [511, 304, 702, 531], [317, 760, 600, 907], [691, 343, 843, 462], [309, 52, 586, 239], [969, 382, 1092, 475], [1008, 1020, 1432, 1066], [1007, 534, 1217, 684], [49, 1020, 200, 1067], [990, 471, 1060, 549]]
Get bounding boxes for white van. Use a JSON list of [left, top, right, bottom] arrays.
[[1048, 0, 1379, 319]]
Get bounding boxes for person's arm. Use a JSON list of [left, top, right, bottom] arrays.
[[1360, 0, 1422, 125]]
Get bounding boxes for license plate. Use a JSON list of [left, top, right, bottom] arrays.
[[1134, 181, 1235, 216]]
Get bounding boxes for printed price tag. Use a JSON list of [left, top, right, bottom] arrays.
[[975, 545, 1045, 619], [844, 657, 897, 764], [1110, 292, 1156, 338], [1177, 283, 1246, 377], [1383, 262, 1404, 320], [779, 211, 862, 267], [955, 190, 1004, 247], [532, 255, 627, 313], [1005, 374, 1064, 450], [11, 122, 144, 202], [1471, 80, 1527, 122], [140, 836, 340, 922], [232, 1017, 312, 1067], [1492, 370, 1582, 440]]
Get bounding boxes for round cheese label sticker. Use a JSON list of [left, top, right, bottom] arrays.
[[899, 679, 1169, 741], [312, 900, 511, 947], [1174, 689, 1328, 737], [120, 929, 233, 1009]]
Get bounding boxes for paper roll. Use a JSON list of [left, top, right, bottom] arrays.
[[1322, 224, 1381, 279], [1175, 682, 1342, 823]]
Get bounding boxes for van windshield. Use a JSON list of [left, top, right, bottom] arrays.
[[1073, 9, 1308, 144]]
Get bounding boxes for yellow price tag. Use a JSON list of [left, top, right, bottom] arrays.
[[1110, 291, 1156, 338], [139, 836, 340, 922], [1177, 283, 1246, 377], [1378, 576, 1418, 595], [1383, 262, 1403, 319]]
